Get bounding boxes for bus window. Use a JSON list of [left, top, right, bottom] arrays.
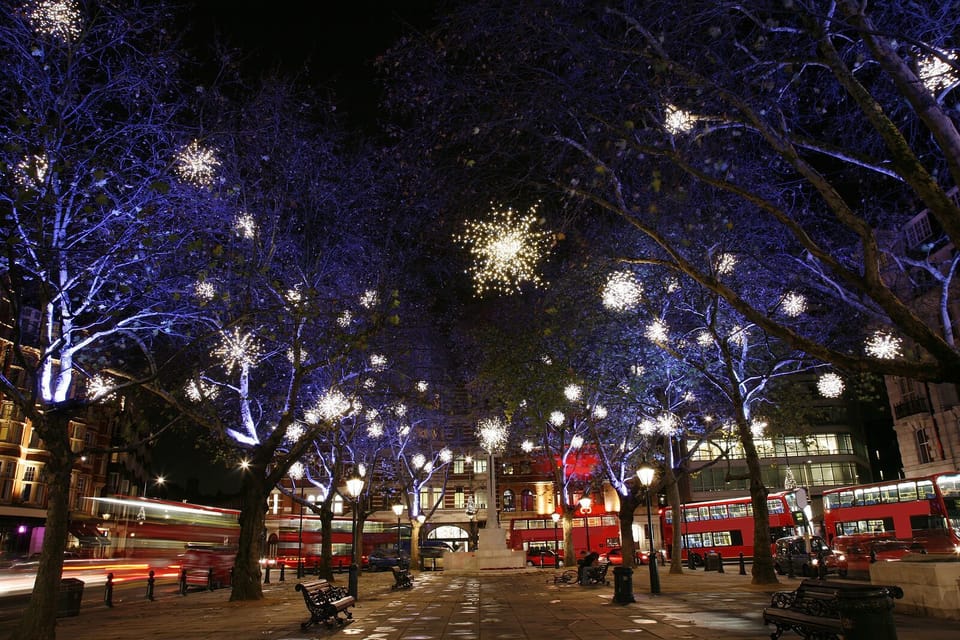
[[728, 503, 749, 518], [838, 490, 855, 507], [698, 506, 710, 521], [919, 480, 937, 499], [880, 484, 899, 503], [897, 482, 918, 502], [685, 508, 700, 522], [767, 499, 785, 514], [710, 505, 727, 520], [862, 487, 880, 505]]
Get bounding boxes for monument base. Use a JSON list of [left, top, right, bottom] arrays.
[[443, 528, 526, 571]]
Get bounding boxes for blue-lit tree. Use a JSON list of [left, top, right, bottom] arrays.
[[0, 3, 221, 636]]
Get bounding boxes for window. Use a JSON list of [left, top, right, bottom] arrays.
[[473, 458, 487, 474], [453, 456, 465, 475], [502, 489, 515, 512], [454, 487, 465, 509], [520, 489, 535, 512], [21, 465, 44, 504], [0, 459, 14, 500], [916, 428, 935, 464]]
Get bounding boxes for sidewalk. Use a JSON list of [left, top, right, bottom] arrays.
[[10, 566, 952, 640]]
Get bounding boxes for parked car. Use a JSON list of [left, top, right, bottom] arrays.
[[833, 536, 918, 576], [526, 547, 563, 567], [599, 547, 648, 566], [774, 535, 841, 577], [368, 548, 408, 571], [420, 541, 454, 558]]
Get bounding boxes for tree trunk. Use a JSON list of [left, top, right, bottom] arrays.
[[230, 476, 266, 601], [561, 509, 575, 566], [738, 418, 779, 585], [318, 508, 334, 579], [410, 518, 422, 569], [11, 412, 72, 640], [617, 490, 642, 569], [664, 466, 684, 575]]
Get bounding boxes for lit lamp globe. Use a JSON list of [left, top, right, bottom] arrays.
[[551, 512, 560, 524], [346, 477, 364, 499], [392, 503, 404, 517], [636, 465, 655, 488]]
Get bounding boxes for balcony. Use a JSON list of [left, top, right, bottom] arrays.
[[894, 395, 930, 419]]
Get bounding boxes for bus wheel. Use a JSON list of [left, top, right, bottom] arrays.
[[527, 561, 534, 567]]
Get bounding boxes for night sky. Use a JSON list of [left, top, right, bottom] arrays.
[[192, 0, 440, 126]]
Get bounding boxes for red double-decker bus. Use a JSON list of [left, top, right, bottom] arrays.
[[661, 490, 807, 563], [822, 472, 960, 554], [270, 515, 400, 569], [508, 513, 621, 558]]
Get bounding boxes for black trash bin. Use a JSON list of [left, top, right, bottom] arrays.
[[58, 578, 84, 617], [612, 566, 635, 603], [832, 581, 900, 640], [704, 551, 721, 572]]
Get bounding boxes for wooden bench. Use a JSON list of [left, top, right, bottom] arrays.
[[580, 562, 610, 586], [763, 579, 903, 640], [391, 566, 413, 590], [295, 579, 355, 630]]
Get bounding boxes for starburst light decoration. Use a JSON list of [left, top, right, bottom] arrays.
[[631, 364, 644, 377], [416, 380, 429, 393], [664, 104, 695, 135], [369, 354, 388, 372], [87, 374, 116, 402], [865, 330, 902, 359], [285, 287, 304, 305], [184, 379, 219, 402], [235, 213, 257, 239], [541, 355, 553, 365], [367, 421, 384, 438], [28, 1, 81, 41], [398, 425, 410, 437], [213, 329, 260, 373], [288, 461, 304, 480], [363, 378, 375, 390], [697, 331, 714, 347], [918, 50, 958, 94], [411, 453, 426, 469], [285, 423, 305, 442], [521, 440, 534, 453], [392, 403, 407, 417], [591, 404, 607, 420], [657, 413, 679, 436], [645, 319, 669, 345], [439, 448, 453, 463], [337, 311, 353, 328], [638, 418, 656, 436], [16, 155, 48, 187], [456, 203, 553, 296], [729, 325, 746, 346], [314, 389, 352, 422], [194, 280, 216, 301], [359, 290, 379, 309], [749, 418, 767, 439], [175, 140, 220, 187], [817, 373, 845, 398], [569, 435, 584, 449], [564, 383, 582, 402], [781, 292, 807, 317], [477, 416, 508, 453], [602, 270, 643, 312], [549, 411, 565, 426], [714, 253, 737, 275]]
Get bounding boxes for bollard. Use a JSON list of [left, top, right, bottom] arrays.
[[540, 550, 545, 568], [104, 572, 114, 608], [264, 564, 271, 584], [348, 563, 359, 600], [612, 566, 635, 603], [687, 553, 696, 570], [207, 567, 215, 591], [787, 557, 795, 578], [717, 552, 724, 574], [338, 560, 344, 574], [297, 559, 303, 579], [739, 552, 746, 575], [146, 569, 155, 601], [279, 561, 285, 582], [179, 569, 187, 595], [314, 560, 320, 576]]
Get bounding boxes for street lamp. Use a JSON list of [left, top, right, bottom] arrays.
[[346, 477, 364, 563], [637, 464, 661, 595], [144, 475, 165, 498], [551, 512, 560, 557], [579, 496, 592, 552], [392, 503, 404, 556]]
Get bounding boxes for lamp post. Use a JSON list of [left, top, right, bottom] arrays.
[[297, 483, 305, 578], [637, 464, 661, 595], [144, 475, 165, 498], [392, 503, 404, 556], [345, 477, 364, 599], [579, 496, 592, 552], [551, 512, 560, 557]]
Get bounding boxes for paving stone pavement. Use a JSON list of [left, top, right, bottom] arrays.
[[7, 566, 953, 640]]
